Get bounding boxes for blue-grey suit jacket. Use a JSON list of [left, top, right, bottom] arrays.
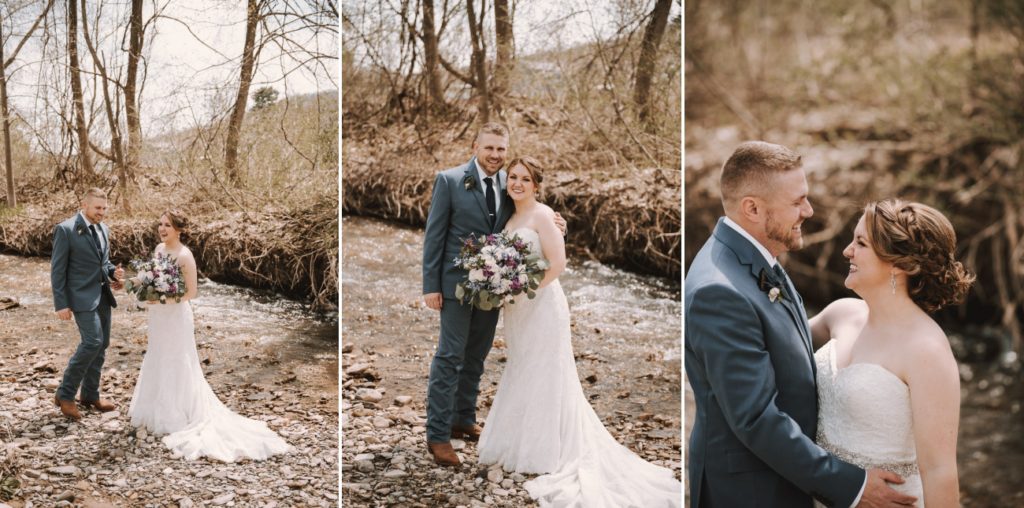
[[423, 158, 514, 299], [51, 213, 117, 312], [684, 218, 863, 508]]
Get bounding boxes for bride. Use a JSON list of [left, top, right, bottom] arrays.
[[128, 210, 291, 462], [477, 157, 681, 507], [809, 199, 973, 507]]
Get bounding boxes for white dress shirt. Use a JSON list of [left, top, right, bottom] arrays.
[[475, 160, 501, 215], [79, 211, 106, 253]]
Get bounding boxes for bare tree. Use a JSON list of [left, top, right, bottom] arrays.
[[68, 0, 93, 178], [80, 0, 128, 206], [634, 0, 672, 131], [0, 12, 11, 207], [421, 0, 444, 109], [492, 0, 513, 112], [124, 0, 143, 180], [466, 0, 490, 123], [225, 0, 261, 184], [1, 0, 55, 206]]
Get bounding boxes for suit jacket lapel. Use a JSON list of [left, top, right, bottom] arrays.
[[76, 214, 103, 263], [464, 159, 491, 224], [713, 219, 815, 370], [494, 169, 513, 232], [100, 224, 110, 257], [779, 278, 814, 363]]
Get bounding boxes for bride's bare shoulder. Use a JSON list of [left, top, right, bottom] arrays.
[[178, 245, 196, 264]]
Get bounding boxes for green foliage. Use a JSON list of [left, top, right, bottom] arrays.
[[252, 86, 280, 110]]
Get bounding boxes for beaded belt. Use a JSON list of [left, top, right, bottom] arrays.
[[818, 434, 919, 478]]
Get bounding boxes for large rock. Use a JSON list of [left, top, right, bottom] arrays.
[[356, 388, 383, 403], [47, 466, 82, 476]]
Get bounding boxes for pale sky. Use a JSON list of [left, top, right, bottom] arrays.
[[5, 0, 338, 141], [342, 0, 679, 70]]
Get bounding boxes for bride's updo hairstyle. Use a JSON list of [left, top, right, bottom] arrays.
[[506, 156, 544, 198], [863, 198, 975, 312], [162, 209, 190, 242]]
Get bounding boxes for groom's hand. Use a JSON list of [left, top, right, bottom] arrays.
[[424, 293, 443, 311], [55, 308, 72, 321], [857, 469, 918, 507], [114, 263, 125, 282], [553, 212, 567, 237]]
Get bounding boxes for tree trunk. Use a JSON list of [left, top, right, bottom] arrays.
[[421, 0, 445, 110], [966, 0, 980, 115], [225, 0, 260, 184], [68, 0, 93, 178], [634, 0, 672, 131], [80, 0, 128, 209], [0, 16, 13, 207], [492, 0, 513, 112], [124, 0, 143, 178], [1, 0, 55, 206], [466, 0, 490, 123]]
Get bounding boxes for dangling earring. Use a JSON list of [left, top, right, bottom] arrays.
[[890, 273, 897, 295]]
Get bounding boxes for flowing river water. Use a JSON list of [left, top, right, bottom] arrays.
[[0, 253, 338, 396], [341, 215, 682, 423]]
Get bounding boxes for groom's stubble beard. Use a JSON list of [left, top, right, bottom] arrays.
[[765, 210, 804, 252]]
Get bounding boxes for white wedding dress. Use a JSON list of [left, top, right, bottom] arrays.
[[478, 228, 681, 508], [815, 340, 923, 507], [128, 301, 292, 462]]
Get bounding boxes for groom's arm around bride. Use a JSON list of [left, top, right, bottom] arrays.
[[684, 142, 916, 508]]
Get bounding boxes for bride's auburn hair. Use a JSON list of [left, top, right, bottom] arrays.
[[863, 198, 975, 312], [162, 209, 190, 241], [506, 156, 544, 197]]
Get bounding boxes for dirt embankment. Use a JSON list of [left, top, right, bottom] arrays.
[[0, 198, 338, 314], [341, 120, 681, 280]]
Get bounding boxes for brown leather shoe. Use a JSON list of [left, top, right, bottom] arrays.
[[451, 424, 483, 441], [80, 398, 116, 412], [426, 441, 461, 467], [54, 396, 82, 421]]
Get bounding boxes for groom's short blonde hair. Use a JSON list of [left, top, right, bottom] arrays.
[[81, 187, 107, 201], [720, 141, 802, 211], [475, 122, 508, 141]]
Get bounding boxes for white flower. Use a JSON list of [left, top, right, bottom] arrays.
[[768, 287, 781, 303], [518, 273, 528, 284], [469, 269, 486, 282], [497, 279, 512, 294]]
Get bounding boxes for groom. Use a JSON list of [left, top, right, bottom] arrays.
[[421, 123, 563, 466], [684, 142, 917, 507], [51, 188, 124, 421]]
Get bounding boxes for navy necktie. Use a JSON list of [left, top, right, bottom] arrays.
[[89, 224, 103, 259], [484, 176, 496, 225]]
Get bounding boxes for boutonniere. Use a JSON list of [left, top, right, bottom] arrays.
[[76, 226, 85, 235], [758, 268, 787, 303], [463, 174, 477, 191]]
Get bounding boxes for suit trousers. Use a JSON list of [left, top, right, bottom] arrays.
[[57, 290, 113, 402], [425, 297, 500, 443]]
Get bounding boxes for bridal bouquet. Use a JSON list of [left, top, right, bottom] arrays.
[[125, 253, 186, 303], [453, 232, 547, 311]]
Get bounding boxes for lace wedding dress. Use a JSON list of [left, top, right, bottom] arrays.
[[815, 340, 923, 507], [128, 301, 291, 462], [478, 228, 681, 508]]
